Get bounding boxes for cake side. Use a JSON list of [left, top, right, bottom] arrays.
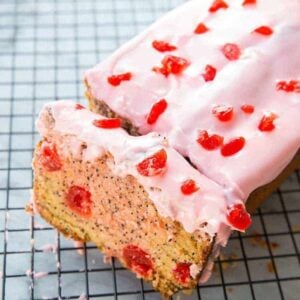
[[33, 140, 213, 296]]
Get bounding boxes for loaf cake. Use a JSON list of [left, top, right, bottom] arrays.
[[31, 0, 300, 297]]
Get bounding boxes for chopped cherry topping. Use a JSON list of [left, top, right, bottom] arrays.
[[209, 0, 229, 13], [173, 263, 191, 284], [107, 72, 132, 86], [152, 66, 169, 77], [242, 0, 256, 6], [197, 130, 224, 151], [75, 103, 85, 110], [227, 204, 252, 231], [153, 55, 189, 77], [202, 65, 217, 82], [258, 113, 277, 132], [65, 186, 92, 218], [253, 26, 274, 36], [221, 137, 245, 157], [212, 105, 234, 122], [276, 80, 300, 93], [123, 245, 154, 277], [147, 99, 168, 125], [152, 40, 177, 52], [93, 118, 121, 129], [241, 104, 255, 114], [137, 149, 167, 177], [221, 43, 241, 61], [181, 179, 199, 195], [40, 141, 62, 172], [194, 22, 209, 34]]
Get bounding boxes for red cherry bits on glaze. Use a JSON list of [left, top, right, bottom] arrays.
[[194, 22, 209, 34], [40, 141, 62, 172], [147, 99, 168, 125], [93, 118, 121, 129], [123, 245, 154, 277], [75, 103, 85, 110], [152, 40, 177, 52], [107, 72, 132, 86], [181, 179, 199, 195], [197, 130, 224, 151], [253, 26, 274, 36], [276, 80, 300, 93], [242, 0, 256, 6], [209, 0, 228, 13], [65, 186, 92, 218], [221, 43, 241, 61], [212, 105, 234, 121], [202, 65, 217, 82], [227, 204, 252, 231], [258, 113, 277, 132], [241, 104, 255, 114], [137, 149, 167, 177], [173, 263, 191, 284], [153, 55, 189, 77], [221, 137, 246, 156]]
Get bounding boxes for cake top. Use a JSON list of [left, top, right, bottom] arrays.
[[85, 0, 300, 202], [37, 100, 241, 240]]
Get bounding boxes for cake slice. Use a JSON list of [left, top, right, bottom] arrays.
[[85, 0, 300, 208], [33, 100, 240, 296]]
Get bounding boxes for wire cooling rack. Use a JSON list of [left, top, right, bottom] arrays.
[[0, 0, 300, 299]]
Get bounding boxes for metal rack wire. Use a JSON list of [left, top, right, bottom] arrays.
[[0, 0, 299, 299]]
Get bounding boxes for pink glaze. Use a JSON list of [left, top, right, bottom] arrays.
[[37, 101, 231, 237], [85, 0, 300, 202]]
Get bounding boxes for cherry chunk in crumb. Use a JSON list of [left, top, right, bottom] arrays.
[[173, 263, 191, 284], [65, 185, 92, 218], [123, 245, 154, 278], [39, 141, 62, 172]]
